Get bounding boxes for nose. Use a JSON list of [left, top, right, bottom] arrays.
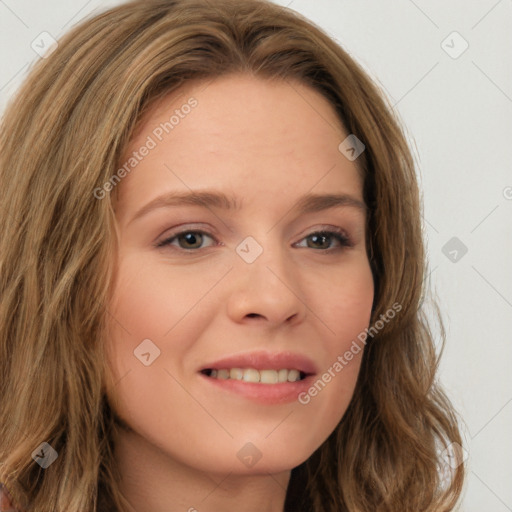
[[226, 239, 307, 327]]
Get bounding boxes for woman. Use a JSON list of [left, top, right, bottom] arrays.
[[0, 0, 465, 510]]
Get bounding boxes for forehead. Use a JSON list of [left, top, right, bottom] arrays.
[[115, 73, 364, 215]]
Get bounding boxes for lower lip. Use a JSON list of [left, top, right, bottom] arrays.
[[198, 373, 314, 404]]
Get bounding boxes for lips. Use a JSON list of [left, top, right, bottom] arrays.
[[197, 350, 319, 404], [198, 350, 318, 376]]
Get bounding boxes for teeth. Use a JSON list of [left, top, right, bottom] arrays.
[[206, 368, 304, 383], [217, 369, 230, 380], [229, 368, 244, 380], [243, 368, 260, 383], [260, 370, 278, 384], [287, 369, 300, 382]]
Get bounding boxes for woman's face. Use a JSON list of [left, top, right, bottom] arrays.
[[105, 73, 374, 475]]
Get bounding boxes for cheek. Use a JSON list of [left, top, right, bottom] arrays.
[[291, 258, 373, 437], [103, 254, 180, 394], [103, 252, 230, 417], [312, 256, 375, 339], [107, 253, 227, 346]]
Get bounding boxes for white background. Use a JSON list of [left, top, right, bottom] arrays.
[[1, 1, 511, 510]]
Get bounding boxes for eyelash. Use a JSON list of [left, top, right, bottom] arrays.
[[156, 227, 353, 253]]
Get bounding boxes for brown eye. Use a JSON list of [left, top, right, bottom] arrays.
[[296, 229, 353, 251], [157, 230, 216, 250], [177, 232, 204, 249], [307, 233, 332, 249]]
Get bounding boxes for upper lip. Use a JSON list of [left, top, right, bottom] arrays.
[[199, 350, 318, 375]]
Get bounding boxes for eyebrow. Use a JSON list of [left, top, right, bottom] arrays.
[[129, 189, 367, 225]]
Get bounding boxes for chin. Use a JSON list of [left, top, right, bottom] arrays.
[[167, 439, 314, 477]]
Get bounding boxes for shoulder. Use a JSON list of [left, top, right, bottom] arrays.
[[0, 483, 22, 512]]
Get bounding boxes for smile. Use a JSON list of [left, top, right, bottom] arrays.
[[200, 368, 306, 383]]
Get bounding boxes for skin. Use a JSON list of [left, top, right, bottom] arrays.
[[104, 73, 374, 512]]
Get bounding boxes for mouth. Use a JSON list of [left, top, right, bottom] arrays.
[[200, 367, 309, 383], [197, 351, 317, 404]]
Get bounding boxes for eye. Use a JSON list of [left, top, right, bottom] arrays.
[[156, 227, 353, 252], [156, 230, 217, 250], [294, 228, 353, 252]]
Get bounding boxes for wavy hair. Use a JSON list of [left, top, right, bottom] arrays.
[[0, 0, 465, 510]]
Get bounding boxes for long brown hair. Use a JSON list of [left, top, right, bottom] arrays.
[[0, 0, 465, 510]]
